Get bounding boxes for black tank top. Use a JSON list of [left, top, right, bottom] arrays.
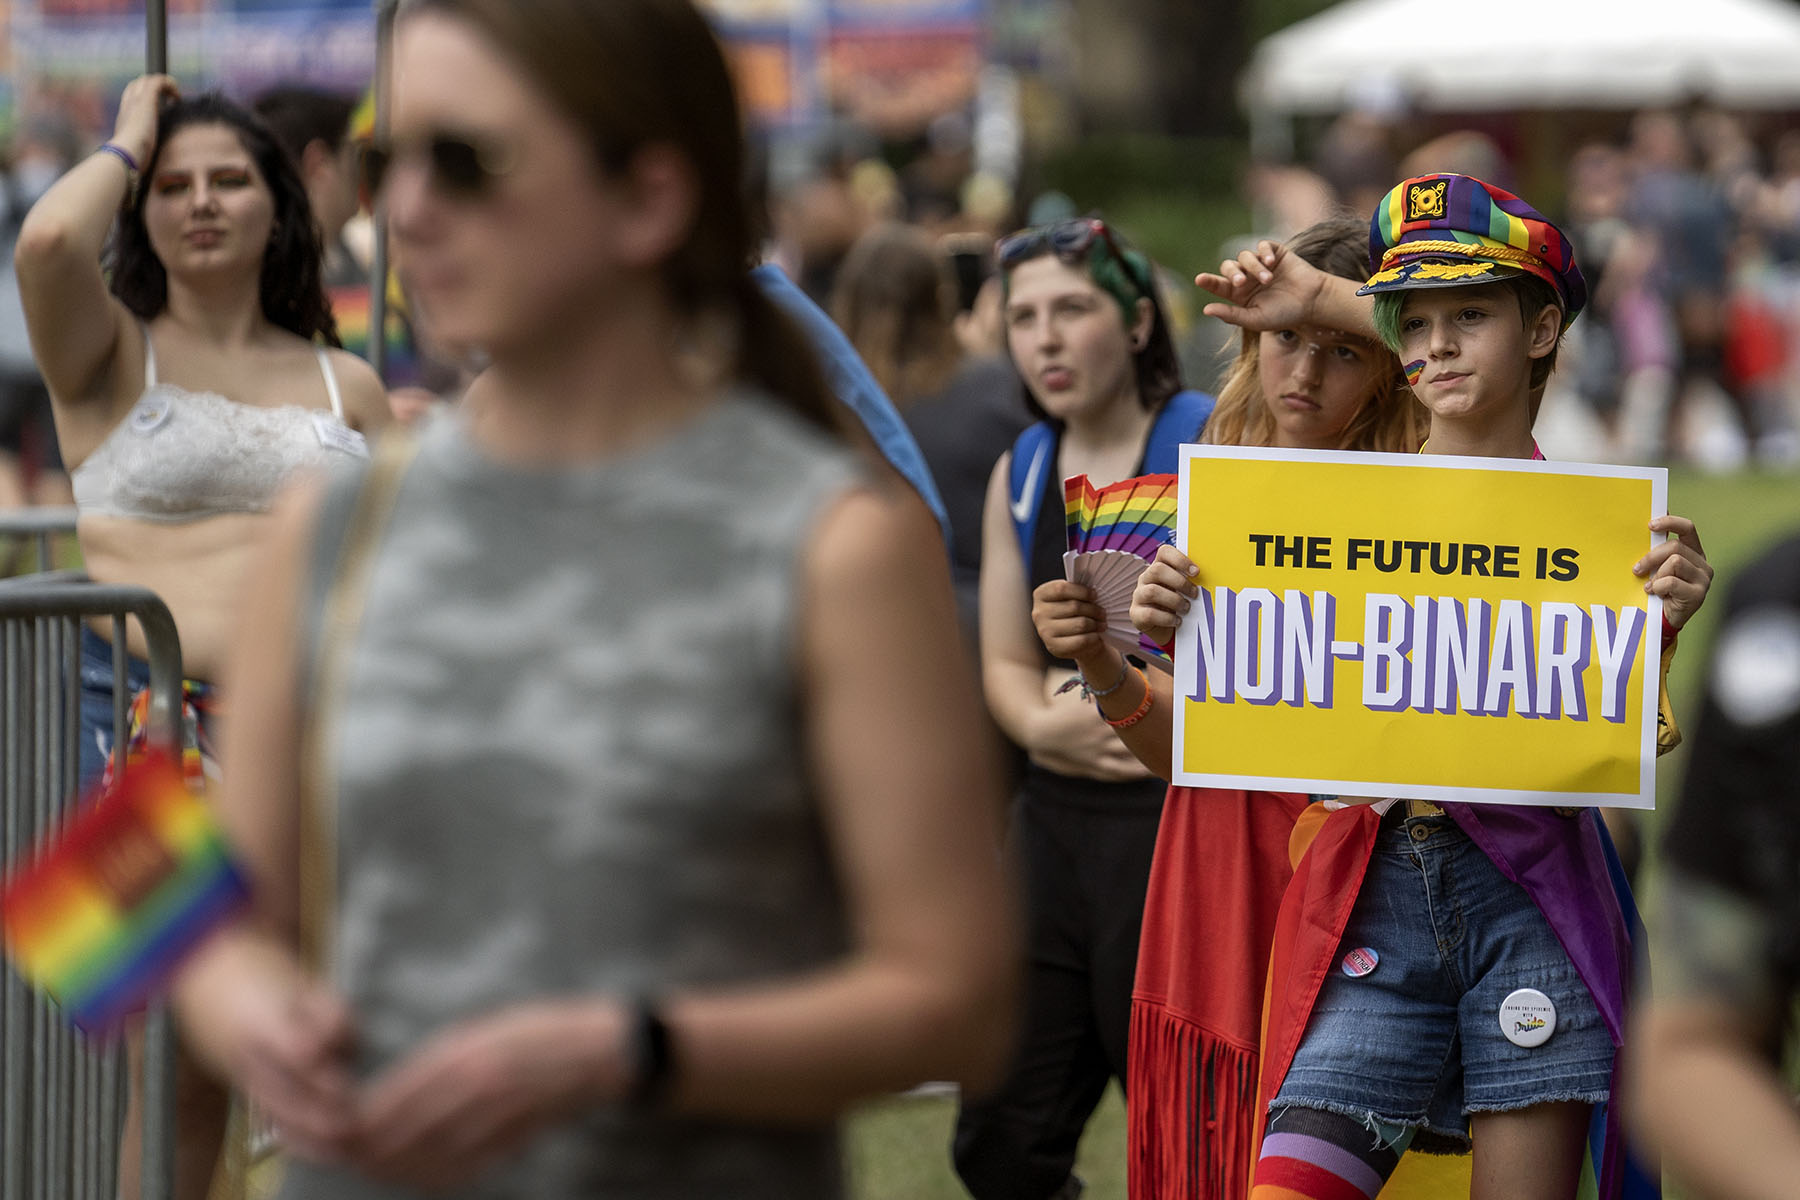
[[1019, 423, 1166, 810]]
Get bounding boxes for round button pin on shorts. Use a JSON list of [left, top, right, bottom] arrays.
[[1340, 947, 1379, 978], [1498, 987, 1557, 1048]]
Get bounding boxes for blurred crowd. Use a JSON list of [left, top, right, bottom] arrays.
[[1261, 105, 1800, 470], [11, 81, 1800, 526]]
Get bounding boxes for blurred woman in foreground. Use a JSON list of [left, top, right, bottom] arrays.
[[171, 1, 1015, 1195]]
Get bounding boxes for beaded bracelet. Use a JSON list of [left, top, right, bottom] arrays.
[[1101, 666, 1153, 728], [1086, 661, 1132, 698], [1052, 659, 1130, 701]]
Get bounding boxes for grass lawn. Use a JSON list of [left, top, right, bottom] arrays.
[[848, 1084, 1125, 1200], [1651, 467, 1800, 815]]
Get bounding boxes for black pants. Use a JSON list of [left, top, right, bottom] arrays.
[[953, 784, 1163, 1200]]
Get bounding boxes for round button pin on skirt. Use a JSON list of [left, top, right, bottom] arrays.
[[1499, 987, 1557, 1048], [1340, 947, 1379, 978]]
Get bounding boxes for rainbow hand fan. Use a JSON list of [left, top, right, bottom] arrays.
[[2, 751, 250, 1036], [1062, 472, 1179, 671]]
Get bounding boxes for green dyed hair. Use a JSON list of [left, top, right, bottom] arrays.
[[1371, 291, 1406, 354], [1088, 245, 1154, 326]]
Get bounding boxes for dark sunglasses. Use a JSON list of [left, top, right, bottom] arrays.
[[359, 131, 517, 204]]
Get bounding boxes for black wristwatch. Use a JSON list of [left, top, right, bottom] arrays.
[[626, 997, 675, 1107]]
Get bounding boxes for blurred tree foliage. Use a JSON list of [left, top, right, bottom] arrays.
[[1249, 0, 1342, 42], [1032, 135, 1247, 271], [1061, 0, 1340, 138], [1028, 0, 1341, 273]]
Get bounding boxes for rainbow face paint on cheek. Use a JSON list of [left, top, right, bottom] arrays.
[[1405, 360, 1426, 387]]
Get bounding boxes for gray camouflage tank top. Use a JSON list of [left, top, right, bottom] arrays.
[[282, 392, 860, 1200]]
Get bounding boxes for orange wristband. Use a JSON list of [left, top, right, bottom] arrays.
[[1102, 667, 1153, 728]]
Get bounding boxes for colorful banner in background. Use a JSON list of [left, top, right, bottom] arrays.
[[701, 0, 983, 129], [1171, 447, 1666, 809], [4, 0, 985, 135], [10, 0, 372, 94]]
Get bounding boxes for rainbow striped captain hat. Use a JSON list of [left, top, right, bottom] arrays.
[[1357, 173, 1587, 329]]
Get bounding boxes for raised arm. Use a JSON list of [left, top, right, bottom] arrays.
[[1197, 240, 1379, 342], [15, 75, 174, 436]]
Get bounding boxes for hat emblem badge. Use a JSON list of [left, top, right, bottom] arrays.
[[1407, 181, 1449, 221]]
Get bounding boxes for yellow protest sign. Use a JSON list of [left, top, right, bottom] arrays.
[[1172, 447, 1666, 809]]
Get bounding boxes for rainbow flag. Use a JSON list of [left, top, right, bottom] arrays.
[[1061, 473, 1180, 669], [1063, 473, 1178, 558], [1, 752, 250, 1035]]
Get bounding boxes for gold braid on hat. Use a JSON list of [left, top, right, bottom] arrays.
[[1379, 240, 1546, 271]]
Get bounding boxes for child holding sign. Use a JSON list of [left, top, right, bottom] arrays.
[[1142, 175, 1710, 1199], [1030, 217, 1425, 1199]]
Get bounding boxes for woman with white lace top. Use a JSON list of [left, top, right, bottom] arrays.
[[18, 76, 389, 777], [14, 75, 390, 1200]]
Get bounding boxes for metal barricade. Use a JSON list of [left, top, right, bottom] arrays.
[[0, 508, 78, 579], [0, 576, 182, 1200]]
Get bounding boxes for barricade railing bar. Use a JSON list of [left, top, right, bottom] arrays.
[[0, 508, 79, 578], [0, 575, 182, 1200]]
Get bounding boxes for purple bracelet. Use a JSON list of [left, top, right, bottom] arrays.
[[96, 142, 140, 174]]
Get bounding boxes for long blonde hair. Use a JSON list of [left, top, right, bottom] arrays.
[[1202, 217, 1426, 452]]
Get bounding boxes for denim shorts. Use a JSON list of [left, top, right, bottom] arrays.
[[77, 626, 152, 791], [1271, 812, 1614, 1151]]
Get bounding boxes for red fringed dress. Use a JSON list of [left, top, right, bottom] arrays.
[[1126, 786, 1312, 1200]]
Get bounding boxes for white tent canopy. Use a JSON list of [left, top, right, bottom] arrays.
[[1242, 0, 1800, 114]]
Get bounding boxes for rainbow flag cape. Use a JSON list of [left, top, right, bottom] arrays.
[[1062, 472, 1179, 670], [1, 752, 250, 1035]]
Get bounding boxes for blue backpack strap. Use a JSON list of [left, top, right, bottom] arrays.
[[1007, 420, 1057, 569], [750, 263, 951, 545], [1141, 388, 1216, 475]]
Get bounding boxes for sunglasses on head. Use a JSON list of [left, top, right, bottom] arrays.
[[995, 217, 1147, 292], [359, 130, 517, 204], [994, 216, 1119, 267]]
